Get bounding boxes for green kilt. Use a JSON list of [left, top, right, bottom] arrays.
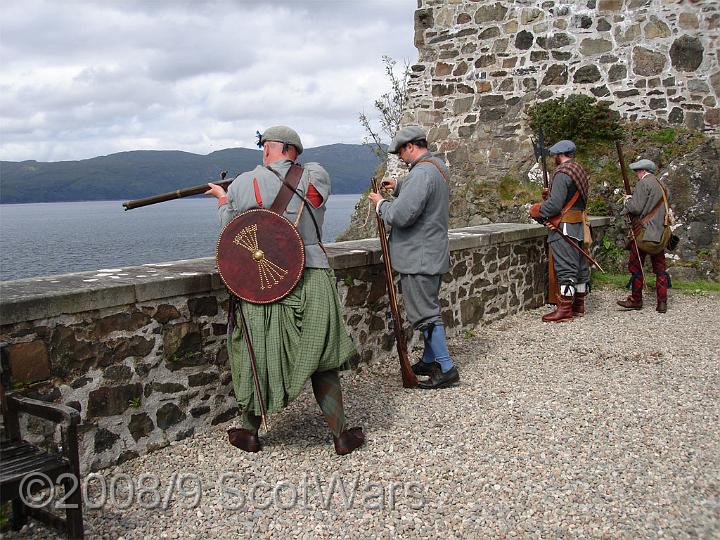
[[228, 268, 357, 415]]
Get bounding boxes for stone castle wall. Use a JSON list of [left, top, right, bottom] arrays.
[[404, 0, 719, 187], [0, 220, 607, 472]]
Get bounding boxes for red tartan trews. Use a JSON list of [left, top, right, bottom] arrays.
[[618, 239, 670, 312]]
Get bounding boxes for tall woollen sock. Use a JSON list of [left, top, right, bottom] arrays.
[[425, 324, 454, 374], [421, 335, 435, 364]]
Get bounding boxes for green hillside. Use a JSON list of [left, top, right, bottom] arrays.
[[0, 144, 381, 203]]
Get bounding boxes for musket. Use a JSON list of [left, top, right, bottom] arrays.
[[545, 222, 605, 272], [615, 141, 646, 285], [122, 171, 230, 210], [371, 177, 418, 389]]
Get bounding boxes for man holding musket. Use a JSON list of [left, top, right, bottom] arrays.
[[205, 126, 364, 455], [529, 140, 591, 322], [617, 159, 672, 313], [368, 126, 460, 390]]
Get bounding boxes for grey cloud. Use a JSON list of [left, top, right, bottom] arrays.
[[0, 0, 417, 161]]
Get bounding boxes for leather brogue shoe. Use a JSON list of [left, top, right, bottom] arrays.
[[227, 428, 261, 453], [412, 360, 437, 376], [656, 301, 667, 313], [418, 365, 460, 390], [333, 427, 365, 456], [617, 296, 643, 310]]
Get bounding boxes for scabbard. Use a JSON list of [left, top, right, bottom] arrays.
[[547, 244, 560, 305], [236, 302, 269, 431]]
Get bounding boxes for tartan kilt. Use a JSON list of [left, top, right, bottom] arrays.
[[227, 268, 357, 415]]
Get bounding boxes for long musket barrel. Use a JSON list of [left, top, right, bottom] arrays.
[[615, 141, 633, 196], [371, 177, 418, 389], [615, 140, 646, 285], [122, 172, 230, 210]]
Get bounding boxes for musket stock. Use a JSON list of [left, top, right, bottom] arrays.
[[122, 171, 230, 210], [371, 177, 418, 389]]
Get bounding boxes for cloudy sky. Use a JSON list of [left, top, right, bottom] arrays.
[[0, 0, 418, 162]]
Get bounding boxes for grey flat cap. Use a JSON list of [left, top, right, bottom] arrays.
[[388, 126, 427, 154], [547, 140, 576, 155], [260, 125, 303, 155], [629, 158, 657, 172]]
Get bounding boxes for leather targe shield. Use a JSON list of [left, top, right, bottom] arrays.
[[216, 208, 305, 304]]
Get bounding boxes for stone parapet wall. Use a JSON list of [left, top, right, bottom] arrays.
[[0, 219, 609, 472], [406, 0, 719, 184]]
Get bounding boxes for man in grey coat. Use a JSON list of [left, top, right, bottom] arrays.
[[368, 126, 459, 389], [617, 159, 672, 313]]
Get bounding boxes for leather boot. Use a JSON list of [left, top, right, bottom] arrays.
[[418, 365, 460, 390], [572, 292, 586, 317], [656, 301, 667, 313], [617, 296, 643, 310], [542, 295, 574, 322], [333, 427, 365, 456], [227, 428, 261, 453]]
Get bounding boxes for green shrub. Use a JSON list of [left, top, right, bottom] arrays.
[[586, 195, 611, 216], [527, 94, 623, 146], [600, 234, 624, 267]]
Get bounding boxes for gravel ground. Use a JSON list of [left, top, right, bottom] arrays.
[[6, 288, 720, 539]]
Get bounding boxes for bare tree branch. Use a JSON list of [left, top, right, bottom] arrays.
[[358, 56, 411, 161]]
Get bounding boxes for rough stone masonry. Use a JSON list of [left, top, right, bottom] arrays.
[[405, 0, 719, 184]]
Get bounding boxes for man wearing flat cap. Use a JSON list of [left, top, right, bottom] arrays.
[[617, 159, 672, 313], [368, 125, 459, 389], [205, 125, 365, 455], [529, 140, 592, 322]]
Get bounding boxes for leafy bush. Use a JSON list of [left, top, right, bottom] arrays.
[[586, 195, 611, 216], [527, 95, 623, 146], [600, 234, 625, 270]]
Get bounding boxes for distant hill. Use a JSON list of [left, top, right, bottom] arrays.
[[0, 144, 382, 203]]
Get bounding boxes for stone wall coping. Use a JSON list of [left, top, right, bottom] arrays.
[[0, 218, 611, 325]]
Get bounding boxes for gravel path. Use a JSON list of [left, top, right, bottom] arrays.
[[6, 288, 720, 539]]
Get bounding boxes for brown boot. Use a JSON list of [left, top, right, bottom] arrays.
[[333, 427, 365, 456], [656, 301, 667, 313], [542, 295, 574, 322], [227, 428, 261, 453], [572, 292, 586, 317], [617, 296, 643, 310]]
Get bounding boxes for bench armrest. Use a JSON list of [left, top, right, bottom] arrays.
[[6, 395, 80, 426]]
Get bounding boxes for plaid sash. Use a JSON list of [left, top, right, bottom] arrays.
[[551, 161, 589, 201]]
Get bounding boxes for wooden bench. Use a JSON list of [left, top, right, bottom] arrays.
[[1, 388, 84, 538]]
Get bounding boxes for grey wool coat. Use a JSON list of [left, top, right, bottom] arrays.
[[624, 172, 669, 244], [378, 151, 451, 275], [538, 171, 586, 243], [218, 159, 330, 268]]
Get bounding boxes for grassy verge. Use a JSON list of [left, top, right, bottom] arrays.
[[592, 272, 720, 292]]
